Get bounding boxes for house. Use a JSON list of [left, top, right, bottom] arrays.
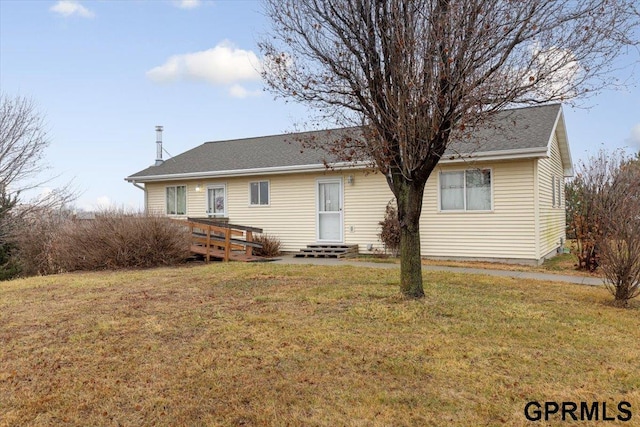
[[125, 103, 573, 265]]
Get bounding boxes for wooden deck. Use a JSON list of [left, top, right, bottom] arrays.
[[175, 219, 266, 262]]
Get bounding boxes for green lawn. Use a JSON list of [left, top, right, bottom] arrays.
[[1, 263, 638, 426]]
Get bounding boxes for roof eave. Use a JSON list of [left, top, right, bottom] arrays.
[[439, 147, 549, 164], [550, 106, 574, 177], [125, 161, 370, 183]]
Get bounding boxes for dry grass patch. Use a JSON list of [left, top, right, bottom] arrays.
[[1, 264, 638, 426], [356, 252, 593, 277], [421, 252, 594, 277]]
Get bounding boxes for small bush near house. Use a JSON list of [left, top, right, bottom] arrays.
[[378, 200, 400, 257], [253, 233, 282, 257]]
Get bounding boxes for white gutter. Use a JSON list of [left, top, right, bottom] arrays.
[[125, 161, 370, 183], [128, 180, 147, 213], [438, 147, 549, 164]]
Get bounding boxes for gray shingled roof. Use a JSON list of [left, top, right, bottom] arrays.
[[445, 103, 561, 155], [127, 103, 562, 181]]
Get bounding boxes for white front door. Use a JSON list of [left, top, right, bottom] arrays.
[[206, 184, 226, 217], [317, 179, 343, 242]]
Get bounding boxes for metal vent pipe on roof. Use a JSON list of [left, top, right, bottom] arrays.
[[155, 125, 164, 166]]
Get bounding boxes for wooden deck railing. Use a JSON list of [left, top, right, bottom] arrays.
[[176, 219, 263, 262]]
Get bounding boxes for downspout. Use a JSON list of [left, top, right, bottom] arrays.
[[533, 160, 540, 263], [130, 180, 148, 214]]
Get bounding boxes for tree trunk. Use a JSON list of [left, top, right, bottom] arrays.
[[394, 177, 426, 298]]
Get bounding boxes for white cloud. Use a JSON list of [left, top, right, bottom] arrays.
[[228, 84, 262, 99], [146, 41, 262, 88], [96, 196, 112, 209], [626, 123, 640, 150], [529, 44, 580, 98], [173, 0, 201, 9], [50, 1, 95, 18]]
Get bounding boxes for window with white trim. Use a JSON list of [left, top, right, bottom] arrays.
[[166, 185, 186, 215], [440, 169, 492, 211], [206, 185, 226, 217], [249, 181, 269, 206], [552, 175, 557, 207]]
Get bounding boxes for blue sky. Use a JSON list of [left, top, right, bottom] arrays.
[[1, 0, 639, 211]]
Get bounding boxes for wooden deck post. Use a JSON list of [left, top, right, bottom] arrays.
[[245, 230, 253, 256], [205, 224, 211, 263], [224, 228, 231, 262]]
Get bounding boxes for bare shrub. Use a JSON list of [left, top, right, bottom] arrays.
[[378, 200, 400, 257], [12, 210, 71, 276], [565, 150, 628, 272], [13, 210, 191, 275], [55, 212, 191, 271], [566, 176, 600, 271], [600, 239, 640, 307], [596, 158, 640, 307], [253, 234, 282, 258]]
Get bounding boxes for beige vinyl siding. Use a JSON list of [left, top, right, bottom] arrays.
[[343, 171, 394, 252], [421, 160, 537, 260], [143, 160, 540, 260], [146, 182, 165, 215], [227, 174, 316, 252], [536, 132, 567, 259], [188, 183, 207, 217], [229, 171, 393, 252], [345, 164, 539, 260]]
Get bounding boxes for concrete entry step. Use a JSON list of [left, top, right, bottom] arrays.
[[293, 244, 359, 259]]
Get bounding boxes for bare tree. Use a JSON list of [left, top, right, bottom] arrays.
[[597, 154, 640, 306], [0, 93, 75, 242], [565, 150, 623, 272], [565, 150, 640, 306], [260, 0, 639, 297]]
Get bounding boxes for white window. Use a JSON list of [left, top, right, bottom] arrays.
[[249, 181, 269, 206], [557, 175, 563, 207], [552, 175, 557, 207], [206, 184, 226, 217], [440, 169, 492, 211], [166, 185, 186, 215]]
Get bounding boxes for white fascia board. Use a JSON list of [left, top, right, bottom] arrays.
[[555, 110, 574, 177], [545, 106, 574, 177], [438, 147, 548, 164], [125, 161, 369, 183]]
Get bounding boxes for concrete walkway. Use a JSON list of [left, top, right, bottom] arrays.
[[272, 254, 604, 286]]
